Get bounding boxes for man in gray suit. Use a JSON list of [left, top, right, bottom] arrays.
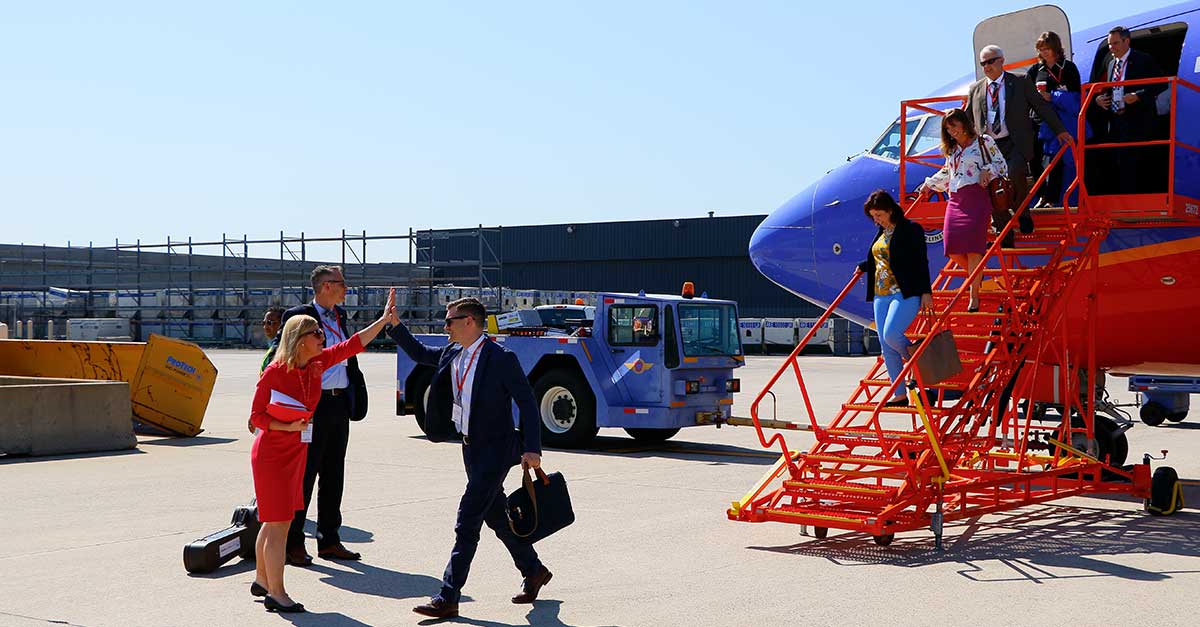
[[966, 45, 1073, 244]]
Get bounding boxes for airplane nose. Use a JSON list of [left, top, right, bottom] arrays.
[[749, 184, 821, 302]]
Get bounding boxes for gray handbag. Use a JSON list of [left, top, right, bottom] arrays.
[[915, 330, 963, 386]]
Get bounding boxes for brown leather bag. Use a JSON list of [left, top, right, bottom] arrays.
[[977, 136, 1014, 211], [915, 329, 963, 386]]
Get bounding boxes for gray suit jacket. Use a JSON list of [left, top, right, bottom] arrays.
[[965, 71, 1066, 162]]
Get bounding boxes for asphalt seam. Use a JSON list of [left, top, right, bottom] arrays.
[[0, 610, 90, 627]]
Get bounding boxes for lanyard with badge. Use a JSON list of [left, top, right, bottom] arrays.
[[451, 342, 483, 428], [320, 309, 345, 343]]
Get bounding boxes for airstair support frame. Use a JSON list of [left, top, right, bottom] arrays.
[[729, 79, 1200, 537]]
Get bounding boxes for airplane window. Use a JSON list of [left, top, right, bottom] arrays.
[[869, 118, 920, 160], [909, 117, 943, 156]]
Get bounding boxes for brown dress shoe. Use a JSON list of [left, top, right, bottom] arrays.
[[511, 567, 553, 604], [413, 597, 459, 619], [285, 546, 313, 567], [317, 543, 361, 561]]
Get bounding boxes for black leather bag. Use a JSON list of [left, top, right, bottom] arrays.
[[183, 499, 260, 573], [507, 467, 575, 544]]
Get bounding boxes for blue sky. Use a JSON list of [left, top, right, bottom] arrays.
[[2, 1, 1142, 253]]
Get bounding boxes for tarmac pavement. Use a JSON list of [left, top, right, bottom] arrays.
[[1, 349, 1198, 627]]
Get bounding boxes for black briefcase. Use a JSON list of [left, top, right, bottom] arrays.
[[507, 467, 575, 544], [183, 499, 260, 573]]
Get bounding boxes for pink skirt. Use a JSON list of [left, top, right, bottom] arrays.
[[943, 184, 991, 256]]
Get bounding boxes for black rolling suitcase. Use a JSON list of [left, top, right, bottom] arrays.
[[183, 499, 261, 574]]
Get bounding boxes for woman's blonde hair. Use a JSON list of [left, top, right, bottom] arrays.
[[273, 315, 320, 370]]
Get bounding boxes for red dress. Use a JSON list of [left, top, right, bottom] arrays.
[[250, 335, 364, 522]]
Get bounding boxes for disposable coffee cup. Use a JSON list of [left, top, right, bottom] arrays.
[[1036, 81, 1048, 92]]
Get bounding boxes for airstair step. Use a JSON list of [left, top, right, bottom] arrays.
[[860, 378, 961, 389], [825, 424, 932, 437], [941, 268, 1040, 277], [782, 480, 899, 503], [800, 452, 907, 467], [763, 505, 875, 525]]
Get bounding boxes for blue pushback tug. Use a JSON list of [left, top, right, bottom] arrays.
[[394, 287, 744, 447]]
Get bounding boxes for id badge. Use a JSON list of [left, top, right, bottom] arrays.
[[300, 422, 313, 443], [987, 110, 998, 124], [451, 399, 464, 426]]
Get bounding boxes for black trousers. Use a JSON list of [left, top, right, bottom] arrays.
[[287, 391, 351, 550], [439, 441, 542, 603]]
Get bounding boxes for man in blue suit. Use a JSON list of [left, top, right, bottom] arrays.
[[389, 297, 552, 619]]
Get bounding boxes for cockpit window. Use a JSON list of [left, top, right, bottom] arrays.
[[909, 116, 943, 156], [868, 118, 920, 160]]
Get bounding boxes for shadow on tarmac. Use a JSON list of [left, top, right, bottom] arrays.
[[405, 434, 780, 465], [417, 599, 617, 627], [0, 448, 144, 465], [296, 521, 375, 545], [308, 561, 442, 601], [138, 435, 239, 447], [748, 503, 1200, 582]]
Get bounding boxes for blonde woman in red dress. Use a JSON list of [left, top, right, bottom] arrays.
[[248, 288, 397, 613]]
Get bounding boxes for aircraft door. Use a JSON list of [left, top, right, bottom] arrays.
[[973, 5, 1071, 79]]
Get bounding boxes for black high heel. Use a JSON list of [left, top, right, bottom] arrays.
[[264, 596, 306, 613]]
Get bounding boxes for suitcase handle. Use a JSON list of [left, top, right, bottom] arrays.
[[508, 466, 549, 538]]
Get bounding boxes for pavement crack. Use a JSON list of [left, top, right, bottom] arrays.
[[0, 530, 189, 561], [0, 610, 90, 626]]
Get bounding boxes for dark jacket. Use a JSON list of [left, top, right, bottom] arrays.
[[966, 70, 1067, 162], [268, 302, 368, 420], [1087, 48, 1165, 139], [388, 322, 541, 470], [857, 219, 932, 302]]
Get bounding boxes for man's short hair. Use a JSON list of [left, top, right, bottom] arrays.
[[265, 306, 285, 320], [979, 44, 1004, 61], [1109, 26, 1131, 40], [447, 297, 486, 325], [310, 265, 343, 291]]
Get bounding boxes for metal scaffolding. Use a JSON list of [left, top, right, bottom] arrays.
[[0, 227, 503, 344]]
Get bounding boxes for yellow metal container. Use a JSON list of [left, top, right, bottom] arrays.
[[0, 334, 218, 436]]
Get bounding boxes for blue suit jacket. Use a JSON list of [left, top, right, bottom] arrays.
[[388, 323, 541, 468]]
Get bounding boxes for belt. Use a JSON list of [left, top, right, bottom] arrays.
[[322, 388, 347, 397]]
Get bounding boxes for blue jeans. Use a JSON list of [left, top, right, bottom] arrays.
[[873, 292, 921, 398]]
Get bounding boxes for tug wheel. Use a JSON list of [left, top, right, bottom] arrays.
[[534, 371, 597, 448], [1140, 401, 1169, 427], [812, 527, 829, 539]]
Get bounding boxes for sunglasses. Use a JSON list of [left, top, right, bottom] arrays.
[[303, 328, 325, 339], [444, 315, 469, 326], [979, 57, 1002, 67]]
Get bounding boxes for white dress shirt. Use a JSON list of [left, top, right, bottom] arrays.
[[314, 301, 350, 390], [984, 75, 1008, 139], [1110, 50, 1131, 110], [451, 334, 487, 436]]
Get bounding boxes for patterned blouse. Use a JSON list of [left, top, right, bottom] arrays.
[[872, 228, 900, 297], [924, 134, 1008, 194]]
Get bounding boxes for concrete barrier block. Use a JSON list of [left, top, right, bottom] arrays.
[[0, 377, 136, 457]]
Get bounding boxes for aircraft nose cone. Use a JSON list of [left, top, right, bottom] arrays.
[[749, 185, 820, 301]]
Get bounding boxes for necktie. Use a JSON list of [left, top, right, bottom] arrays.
[[989, 82, 1001, 134], [1112, 58, 1124, 82]]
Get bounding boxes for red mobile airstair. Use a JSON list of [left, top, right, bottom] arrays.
[[729, 78, 1197, 546]]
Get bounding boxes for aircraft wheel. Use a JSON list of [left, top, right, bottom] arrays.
[[624, 427, 680, 443], [1095, 414, 1129, 468], [1145, 466, 1184, 516], [873, 533, 895, 546], [534, 371, 598, 448], [1167, 411, 1188, 423], [1140, 401, 1169, 426], [812, 526, 829, 539]]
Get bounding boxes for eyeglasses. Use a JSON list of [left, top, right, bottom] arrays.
[[444, 315, 469, 326], [979, 57, 1002, 67]]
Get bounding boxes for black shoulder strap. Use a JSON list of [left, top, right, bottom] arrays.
[[977, 136, 991, 165]]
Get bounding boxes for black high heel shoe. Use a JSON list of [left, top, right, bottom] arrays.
[[264, 596, 306, 613], [967, 300, 980, 313]]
